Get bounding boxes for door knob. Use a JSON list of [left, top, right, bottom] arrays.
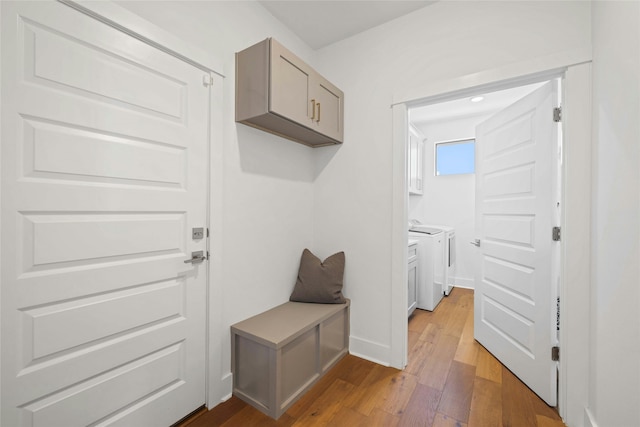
[[184, 250, 206, 264], [470, 239, 481, 247]]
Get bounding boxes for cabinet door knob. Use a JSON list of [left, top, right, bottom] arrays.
[[310, 99, 316, 120]]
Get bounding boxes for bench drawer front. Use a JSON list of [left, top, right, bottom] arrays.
[[320, 309, 347, 371], [281, 327, 318, 406], [231, 301, 349, 419], [235, 335, 270, 408]]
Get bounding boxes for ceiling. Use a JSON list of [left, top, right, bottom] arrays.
[[258, 1, 436, 49], [256, 1, 545, 125], [409, 82, 547, 125]]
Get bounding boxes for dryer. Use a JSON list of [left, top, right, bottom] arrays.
[[429, 225, 456, 296], [408, 227, 445, 311]]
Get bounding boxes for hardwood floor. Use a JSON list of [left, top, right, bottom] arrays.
[[179, 288, 565, 427]]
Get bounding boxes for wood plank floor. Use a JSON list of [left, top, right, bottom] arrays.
[[179, 288, 565, 427]]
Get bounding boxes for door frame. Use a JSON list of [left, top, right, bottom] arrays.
[[390, 54, 591, 426], [0, 0, 226, 413]]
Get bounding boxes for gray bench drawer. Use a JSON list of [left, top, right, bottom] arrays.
[[231, 300, 350, 419]]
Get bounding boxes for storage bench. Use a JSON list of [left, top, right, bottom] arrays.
[[230, 300, 350, 419]]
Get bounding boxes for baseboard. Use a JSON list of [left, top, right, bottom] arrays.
[[349, 336, 391, 367], [584, 408, 598, 427], [220, 372, 232, 399], [207, 372, 233, 409], [453, 277, 474, 289]]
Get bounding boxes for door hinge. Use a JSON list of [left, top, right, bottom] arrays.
[[207, 228, 210, 238], [203, 74, 213, 87], [552, 346, 560, 361], [553, 107, 562, 122], [206, 250, 210, 260], [552, 226, 561, 241]]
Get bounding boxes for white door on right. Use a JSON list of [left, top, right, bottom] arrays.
[[474, 81, 560, 406]]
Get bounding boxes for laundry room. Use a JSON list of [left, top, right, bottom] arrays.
[[406, 82, 547, 312]]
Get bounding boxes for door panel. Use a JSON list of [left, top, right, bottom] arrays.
[[26, 119, 186, 187], [25, 213, 183, 266], [474, 81, 559, 405], [27, 22, 183, 118], [2, 2, 208, 426], [22, 344, 185, 427]]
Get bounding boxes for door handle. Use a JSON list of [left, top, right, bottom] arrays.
[[470, 239, 481, 247], [310, 99, 316, 120], [316, 102, 321, 123], [184, 250, 206, 264]]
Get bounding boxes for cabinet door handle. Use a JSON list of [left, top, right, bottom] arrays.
[[310, 99, 316, 120], [316, 102, 321, 123]]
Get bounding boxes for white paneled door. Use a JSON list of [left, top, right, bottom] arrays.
[[474, 81, 560, 406], [1, 2, 209, 426]]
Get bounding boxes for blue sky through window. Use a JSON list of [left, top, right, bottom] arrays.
[[436, 139, 475, 176]]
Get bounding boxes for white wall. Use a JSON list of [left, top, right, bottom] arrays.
[[114, 6, 637, 426], [589, 2, 640, 426], [313, 1, 591, 365], [115, 0, 320, 402], [410, 113, 492, 288]]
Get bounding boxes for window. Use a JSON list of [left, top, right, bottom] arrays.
[[435, 139, 475, 176]]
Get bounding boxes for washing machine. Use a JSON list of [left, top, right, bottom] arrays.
[[408, 226, 445, 311], [410, 221, 456, 296]]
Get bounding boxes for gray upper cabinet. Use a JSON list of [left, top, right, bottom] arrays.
[[236, 38, 344, 147]]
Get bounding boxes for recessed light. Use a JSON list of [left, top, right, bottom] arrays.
[[470, 96, 484, 103]]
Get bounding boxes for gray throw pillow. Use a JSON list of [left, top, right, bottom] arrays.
[[289, 249, 346, 304]]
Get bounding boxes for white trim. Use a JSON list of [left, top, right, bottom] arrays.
[[391, 49, 592, 427], [559, 62, 592, 426], [215, 373, 233, 405], [584, 408, 598, 427], [453, 277, 475, 289], [58, 0, 224, 76], [0, 4, 3, 424], [393, 47, 591, 106], [349, 336, 392, 367], [207, 72, 226, 407], [390, 103, 409, 369]]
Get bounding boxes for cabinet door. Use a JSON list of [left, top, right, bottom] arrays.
[[269, 39, 313, 126], [415, 138, 424, 192], [408, 135, 419, 194], [408, 130, 424, 195], [310, 75, 343, 142], [408, 259, 418, 316]]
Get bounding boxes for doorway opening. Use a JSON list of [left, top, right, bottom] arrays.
[[391, 61, 592, 426], [404, 77, 563, 407]]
